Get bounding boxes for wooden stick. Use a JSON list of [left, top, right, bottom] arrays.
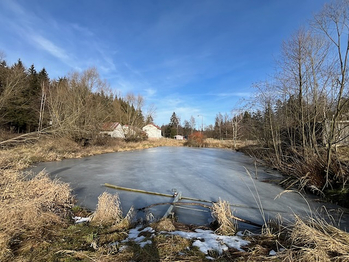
[[104, 183, 175, 198], [104, 183, 286, 213]]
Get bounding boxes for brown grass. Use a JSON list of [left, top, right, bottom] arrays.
[[205, 138, 256, 150], [91, 192, 123, 226], [152, 218, 176, 232], [0, 169, 73, 260], [211, 198, 237, 236], [279, 215, 349, 261]]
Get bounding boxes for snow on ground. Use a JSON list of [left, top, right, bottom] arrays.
[[73, 216, 91, 223], [121, 225, 250, 256], [72, 219, 251, 256], [169, 228, 250, 255]]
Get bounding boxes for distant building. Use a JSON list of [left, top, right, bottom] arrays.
[[174, 135, 184, 140], [142, 123, 162, 139], [100, 122, 125, 138]]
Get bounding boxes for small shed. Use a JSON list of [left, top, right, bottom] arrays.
[[100, 122, 125, 138], [142, 124, 162, 139], [174, 135, 184, 140]]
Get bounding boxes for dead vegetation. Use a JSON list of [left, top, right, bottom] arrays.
[[91, 192, 123, 226], [211, 198, 237, 236], [0, 169, 73, 261], [282, 215, 349, 261], [205, 138, 256, 150]]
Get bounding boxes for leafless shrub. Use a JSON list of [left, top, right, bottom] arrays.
[[211, 198, 237, 236], [91, 192, 123, 226]]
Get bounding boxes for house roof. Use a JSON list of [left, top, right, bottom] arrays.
[[100, 122, 120, 131]]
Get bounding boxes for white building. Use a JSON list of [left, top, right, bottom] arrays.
[[142, 124, 162, 139], [100, 122, 125, 138]]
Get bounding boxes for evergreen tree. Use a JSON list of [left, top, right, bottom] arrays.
[[170, 112, 179, 127]]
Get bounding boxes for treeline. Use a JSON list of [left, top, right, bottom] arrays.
[[0, 56, 149, 142], [237, 0, 349, 197]]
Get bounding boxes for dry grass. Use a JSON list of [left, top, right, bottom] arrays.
[[0, 169, 73, 261], [152, 218, 176, 232], [205, 138, 256, 150], [91, 192, 123, 226], [211, 198, 237, 236], [277, 215, 349, 261]]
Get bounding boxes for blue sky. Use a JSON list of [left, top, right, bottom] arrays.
[[0, 0, 328, 127]]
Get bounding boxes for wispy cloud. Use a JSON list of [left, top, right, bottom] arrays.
[[70, 23, 94, 37], [145, 88, 156, 97], [31, 34, 70, 62], [215, 92, 252, 98]]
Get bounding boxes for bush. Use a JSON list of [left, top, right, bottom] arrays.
[[185, 132, 207, 147]]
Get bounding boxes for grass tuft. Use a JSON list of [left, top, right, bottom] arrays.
[[211, 198, 237, 236], [152, 218, 176, 232], [91, 192, 123, 226]]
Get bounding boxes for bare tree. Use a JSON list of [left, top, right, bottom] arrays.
[[190, 115, 196, 134], [231, 111, 243, 149], [47, 68, 112, 141], [313, 0, 349, 188]]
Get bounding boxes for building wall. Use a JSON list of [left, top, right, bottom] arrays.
[[143, 124, 162, 139], [111, 125, 125, 138]]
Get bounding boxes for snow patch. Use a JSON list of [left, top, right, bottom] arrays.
[[123, 225, 155, 248], [73, 216, 91, 223], [170, 229, 250, 255], [123, 226, 250, 256]]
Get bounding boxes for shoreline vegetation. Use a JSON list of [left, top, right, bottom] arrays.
[[1, 135, 349, 261]]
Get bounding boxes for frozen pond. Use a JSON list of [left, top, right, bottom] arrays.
[[28, 147, 348, 231]]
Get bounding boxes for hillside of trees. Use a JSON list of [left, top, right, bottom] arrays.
[[0, 55, 150, 143]]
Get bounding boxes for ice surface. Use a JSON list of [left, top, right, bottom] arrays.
[[28, 147, 349, 230]]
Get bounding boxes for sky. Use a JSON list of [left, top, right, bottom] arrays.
[[0, 0, 329, 127]]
